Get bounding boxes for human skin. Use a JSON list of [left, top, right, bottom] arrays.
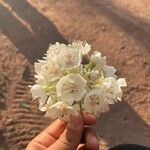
[[27, 114, 99, 150]]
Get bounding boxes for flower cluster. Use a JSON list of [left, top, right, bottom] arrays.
[[31, 41, 127, 121]]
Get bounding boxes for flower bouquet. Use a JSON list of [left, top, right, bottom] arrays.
[[31, 41, 127, 121]]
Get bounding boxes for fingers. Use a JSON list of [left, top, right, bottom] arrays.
[[27, 119, 67, 148], [48, 114, 84, 150], [27, 142, 46, 150], [84, 127, 99, 150], [83, 113, 96, 126], [27, 114, 97, 150]]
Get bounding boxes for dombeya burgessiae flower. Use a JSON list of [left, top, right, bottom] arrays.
[[31, 41, 127, 121]]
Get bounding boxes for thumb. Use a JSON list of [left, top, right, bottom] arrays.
[[49, 114, 84, 150]]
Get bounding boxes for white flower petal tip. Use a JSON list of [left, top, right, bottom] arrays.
[[72, 41, 91, 55], [31, 85, 47, 100], [104, 65, 117, 78], [117, 78, 127, 87], [47, 42, 66, 55], [91, 51, 106, 71]]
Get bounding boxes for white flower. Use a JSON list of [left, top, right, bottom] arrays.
[[31, 41, 127, 120], [102, 77, 127, 101], [45, 101, 77, 121], [71, 41, 91, 55], [83, 89, 109, 118], [91, 51, 106, 71], [31, 84, 47, 100], [34, 59, 61, 82], [56, 74, 87, 105], [58, 45, 82, 69], [83, 77, 127, 117], [31, 84, 48, 111], [103, 65, 117, 79], [41, 62, 61, 81], [117, 78, 127, 87]]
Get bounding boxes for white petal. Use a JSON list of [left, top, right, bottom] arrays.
[[39, 100, 47, 111], [91, 51, 102, 60], [70, 74, 87, 87], [103, 65, 117, 78], [41, 62, 61, 81], [34, 61, 46, 74], [72, 41, 91, 55], [45, 102, 77, 121], [91, 51, 106, 71], [40, 97, 54, 111], [47, 42, 66, 55], [31, 84, 47, 101], [45, 106, 60, 120], [59, 46, 82, 69], [102, 77, 124, 102], [34, 62, 41, 74], [102, 77, 116, 88], [83, 88, 110, 118], [117, 78, 127, 87], [35, 74, 45, 85], [56, 74, 87, 105], [60, 94, 75, 105], [114, 86, 123, 101]]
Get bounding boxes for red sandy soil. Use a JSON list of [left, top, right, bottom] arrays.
[[0, 0, 150, 149]]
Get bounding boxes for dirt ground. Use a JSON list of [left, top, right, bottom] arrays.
[[0, 0, 150, 149]]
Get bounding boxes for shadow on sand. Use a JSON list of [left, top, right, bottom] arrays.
[[96, 101, 150, 148], [0, 0, 67, 63], [86, 0, 150, 52]]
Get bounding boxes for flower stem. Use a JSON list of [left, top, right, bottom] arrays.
[[79, 101, 83, 116]]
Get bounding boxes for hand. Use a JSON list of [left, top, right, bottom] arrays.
[[27, 114, 99, 150]]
